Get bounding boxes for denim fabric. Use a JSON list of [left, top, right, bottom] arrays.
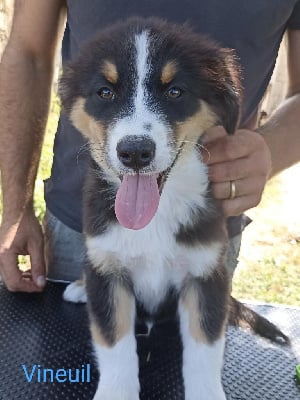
[[43, 210, 86, 282]]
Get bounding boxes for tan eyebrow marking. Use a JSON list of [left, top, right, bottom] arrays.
[[102, 60, 118, 84], [161, 61, 177, 85]]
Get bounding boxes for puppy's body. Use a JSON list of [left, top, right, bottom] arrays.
[[60, 18, 267, 400]]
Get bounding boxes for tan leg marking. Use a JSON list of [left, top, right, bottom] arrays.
[[115, 283, 135, 342], [90, 283, 134, 348], [181, 283, 208, 343], [90, 320, 108, 347]]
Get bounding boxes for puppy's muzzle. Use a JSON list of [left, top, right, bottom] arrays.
[[117, 135, 156, 171]]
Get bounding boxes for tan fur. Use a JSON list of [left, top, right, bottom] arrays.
[[90, 320, 109, 347], [181, 284, 208, 343], [102, 60, 119, 84], [175, 100, 218, 144], [92, 254, 122, 274], [70, 97, 108, 167], [161, 61, 177, 84], [115, 284, 134, 342], [90, 283, 134, 347], [70, 97, 105, 142]]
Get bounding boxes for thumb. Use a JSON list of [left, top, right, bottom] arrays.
[[201, 125, 227, 144], [29, 239, 46, 288]]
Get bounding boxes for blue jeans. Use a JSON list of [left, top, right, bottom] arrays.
[[43, 210, 241, 282], [43, 210, 86, 282]]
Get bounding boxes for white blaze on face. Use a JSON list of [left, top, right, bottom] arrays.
[[107, 31, 173, 174], [106, 31, 175, 231], [134, 31, 151, 117]]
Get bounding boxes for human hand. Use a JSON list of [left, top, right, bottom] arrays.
[[0, 209, 46, 292], [201, 126, 272, 217]]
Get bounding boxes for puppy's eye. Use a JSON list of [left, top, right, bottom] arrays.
[[97, 87, 115, 100], [166, 87, 182, 99]]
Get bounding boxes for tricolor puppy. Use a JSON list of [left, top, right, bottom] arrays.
[[60, 18, 286, 400]]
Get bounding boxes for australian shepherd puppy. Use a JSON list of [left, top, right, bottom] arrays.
[[60, 18, 287, 400]]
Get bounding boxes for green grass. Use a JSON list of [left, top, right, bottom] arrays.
[[33, 92, 60, 222], [232, 174, 300, 307], [0, 93, 59, 223], [1, 94, 299, 306]]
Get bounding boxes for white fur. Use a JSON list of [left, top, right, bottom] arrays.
[[63, 281, 87, 303], [92, 333, 140, 400], [179, 301, 226, 400], [106, 31, 174, 176], [86, 147, 222, 314], [134, 31, 151, 116], [77, 29, 227, 398]]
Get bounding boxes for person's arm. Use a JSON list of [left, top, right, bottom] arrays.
[[202, 29, 300, 217], [0, 0, 66, 291], [259, 29, 300, 177]]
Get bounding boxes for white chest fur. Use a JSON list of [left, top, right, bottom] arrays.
[[86, 149, 222, 313]]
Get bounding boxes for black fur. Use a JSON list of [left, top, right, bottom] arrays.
[[176, 192, 227, 246], [85, 261, 134, 346], [83, 157, 118, 236], [61, 20, 289, 397], [182, 266, 230, 343], [60, 17, 241, 137]]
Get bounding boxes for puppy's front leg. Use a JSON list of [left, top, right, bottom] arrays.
[[85, 262, 139, 400], [179, 267, 229, 400]]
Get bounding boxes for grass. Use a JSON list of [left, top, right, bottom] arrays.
[[232, 170, 300, 307], [0, 94, 299, 306], [33, 92, 60, 222], [0, 93, 59, 223]]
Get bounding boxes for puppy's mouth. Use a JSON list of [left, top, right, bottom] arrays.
[[115, 171, 166, 230], [114, 145, 183, 231]]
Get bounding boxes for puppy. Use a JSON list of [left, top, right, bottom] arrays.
[[60, 18, 287, 400]]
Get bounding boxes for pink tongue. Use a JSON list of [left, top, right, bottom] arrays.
[[115, 174, 160, 230]]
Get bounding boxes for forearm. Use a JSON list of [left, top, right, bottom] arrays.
[[258, 92, 300, 178], [0, 45, 54, 222]]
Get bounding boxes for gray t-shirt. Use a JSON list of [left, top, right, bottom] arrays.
[[45, 0, 300, 234]]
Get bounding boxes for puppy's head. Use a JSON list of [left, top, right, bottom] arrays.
[[60, 18, 241, 229]]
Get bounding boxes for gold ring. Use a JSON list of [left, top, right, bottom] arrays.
[[229, 181, 236, 200]]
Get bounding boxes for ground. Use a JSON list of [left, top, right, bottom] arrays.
[[232, 164, 300, 306]]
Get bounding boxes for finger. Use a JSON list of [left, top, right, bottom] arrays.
[[1, 253, 43, 292], [28, 238, 46, 289], [202, 134, 251, 165], [21, 271, 33, 280], [208, 157, 259, 183], [221, 194, 262, 217], [201, 125, 227, 143], [211, 177, 266, 200]]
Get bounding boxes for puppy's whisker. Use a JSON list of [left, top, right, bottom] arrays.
[[177, 139, 211, 160]]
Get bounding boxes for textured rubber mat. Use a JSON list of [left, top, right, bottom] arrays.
[[0, 282, 299, 400]]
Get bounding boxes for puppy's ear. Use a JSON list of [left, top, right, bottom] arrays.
[[59, 65, 78, 114], [216, 82, 240, 135], [203, 48, 241, 135], [214, 51, 241, 135]]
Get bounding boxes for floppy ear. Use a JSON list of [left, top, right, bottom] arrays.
[[203, 48, 241, 135], [215, 82, 241, 135], [214, 51, 241, 135], [59, 65, 78, 114]]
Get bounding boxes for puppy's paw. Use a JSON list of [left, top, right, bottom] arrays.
[[63, 281, 87, 303], [92, 385, 139, 400]]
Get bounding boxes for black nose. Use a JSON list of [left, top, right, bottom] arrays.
[[117, 136, 156, 170]]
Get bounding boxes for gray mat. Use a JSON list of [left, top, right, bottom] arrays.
[[0, 282, 299, 400]]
